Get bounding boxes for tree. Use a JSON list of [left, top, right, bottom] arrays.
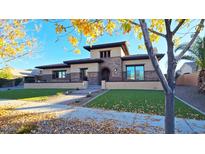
[[0, 19, 36, 78], [175, 36, 205, 93], [50, 19, 204, 133], [176, 36, 205, 70], [0, 66, 13, 79]]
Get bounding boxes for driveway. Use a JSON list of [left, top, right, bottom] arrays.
[[1, 98, 205, 133], [176, 85, 205, 113]]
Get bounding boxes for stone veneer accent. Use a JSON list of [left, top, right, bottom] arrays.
[[88, 72, 99, 85], [70, 72, 81, 82], [144, 71, 159, 81], [100, 57, 123, 81]]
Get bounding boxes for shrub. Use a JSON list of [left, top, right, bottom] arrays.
[[16, 124, 37, 134]]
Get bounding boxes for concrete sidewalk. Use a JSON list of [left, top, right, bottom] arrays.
[[1, 99, 205, 134]]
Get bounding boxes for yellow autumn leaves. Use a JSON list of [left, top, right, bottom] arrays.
[[0, 67, 13, 79], [68, 36, 80, 54], [54, 19, 192, 53], [55, 24, 66, 34], [106, 20, 116, 34], [0, 19, 34, 59]]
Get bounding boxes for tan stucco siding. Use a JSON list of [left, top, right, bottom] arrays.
[[41, 67, 70, 75], [90, 47, 125, 58], [70, 63, 99, 73], [123, 59, 154, 71], [102, 81, 163, 90]]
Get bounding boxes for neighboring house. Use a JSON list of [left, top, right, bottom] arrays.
[[0, 69, 39, 88], [25, 41, 164, 90], [176, 62, 199, 86], [176, 62, 197, 76]]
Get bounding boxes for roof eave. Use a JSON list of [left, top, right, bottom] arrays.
[[122, 54, 165, 61], [63, 59, 103, 65], [83, 41, 129, 56]]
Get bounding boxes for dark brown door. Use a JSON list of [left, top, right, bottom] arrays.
[[101, 68, 110, 81]]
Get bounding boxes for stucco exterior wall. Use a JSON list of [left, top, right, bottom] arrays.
[[176, 72, 199, 86], [123, 59, 155, 71], [102, 81, 163, 90], [24, 81, 88, 89], [70, 63, 99, 73], [90, 47, 125, 58]]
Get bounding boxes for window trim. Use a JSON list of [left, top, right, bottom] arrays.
[[100, 50, 111, 58], [126, 64, 145, 81], [52, 70, 67, 79]]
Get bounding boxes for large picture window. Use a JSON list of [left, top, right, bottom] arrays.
[[126, 65, 144, 80], [52, 70, 66, 79]]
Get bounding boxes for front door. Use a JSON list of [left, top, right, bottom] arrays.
[[101, 68, 110, 81], [80, 68, 88, 81]]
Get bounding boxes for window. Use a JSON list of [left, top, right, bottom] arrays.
[[52, 70, 66, 79], [126, 65, 144, 80], [100, 50, 111, 58], [80, 68, 88, 80]]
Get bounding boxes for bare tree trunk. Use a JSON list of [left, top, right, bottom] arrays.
[[165, 92, 175, 133], [165, 20, 176, 134]]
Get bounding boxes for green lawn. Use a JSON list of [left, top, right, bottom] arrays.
[[0, 89, 68, 101], [87, 90, 205, 120]]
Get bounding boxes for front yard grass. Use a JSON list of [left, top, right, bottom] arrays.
[[0, 89, 68, 101], [87, 89, 205, 120]]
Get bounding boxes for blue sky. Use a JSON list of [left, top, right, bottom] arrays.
[[5, 19, 205, 73]]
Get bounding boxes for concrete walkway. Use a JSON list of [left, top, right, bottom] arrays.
[[1, 99, 205, 133]]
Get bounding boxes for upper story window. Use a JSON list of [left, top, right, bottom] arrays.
[[52, 70, 66, 79], [100, 50, 111, 58], [126, 65, 144, 80]]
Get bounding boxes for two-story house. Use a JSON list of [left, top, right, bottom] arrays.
[[26, 41, 164, 90]]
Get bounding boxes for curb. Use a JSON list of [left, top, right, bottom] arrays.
[[175, 96, 205, 115], [82, 89, 110, 107]]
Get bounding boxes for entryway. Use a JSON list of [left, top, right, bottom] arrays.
[[101, 67, 110, 81]]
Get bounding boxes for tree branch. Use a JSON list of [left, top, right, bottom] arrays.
[[176, 19, 204, 61], [172, 19, 186, 35], [139, 19, 171, 93], [128, 20, 166, 38]]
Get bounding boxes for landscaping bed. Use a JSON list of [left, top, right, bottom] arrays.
[[87, 89, 205, 120], [0, 89, 69, 101]]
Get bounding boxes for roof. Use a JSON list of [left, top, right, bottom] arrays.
[[10, 68, 33, 77], [121, 54, 165, 61], [35, 63, 69, 69], [180, 61, 197, 72], [64, 58, 103, 64], [83, 41, 129, 55]]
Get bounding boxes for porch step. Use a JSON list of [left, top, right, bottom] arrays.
[[87, 85, 101, 90], [71, 85, 101, 95]]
